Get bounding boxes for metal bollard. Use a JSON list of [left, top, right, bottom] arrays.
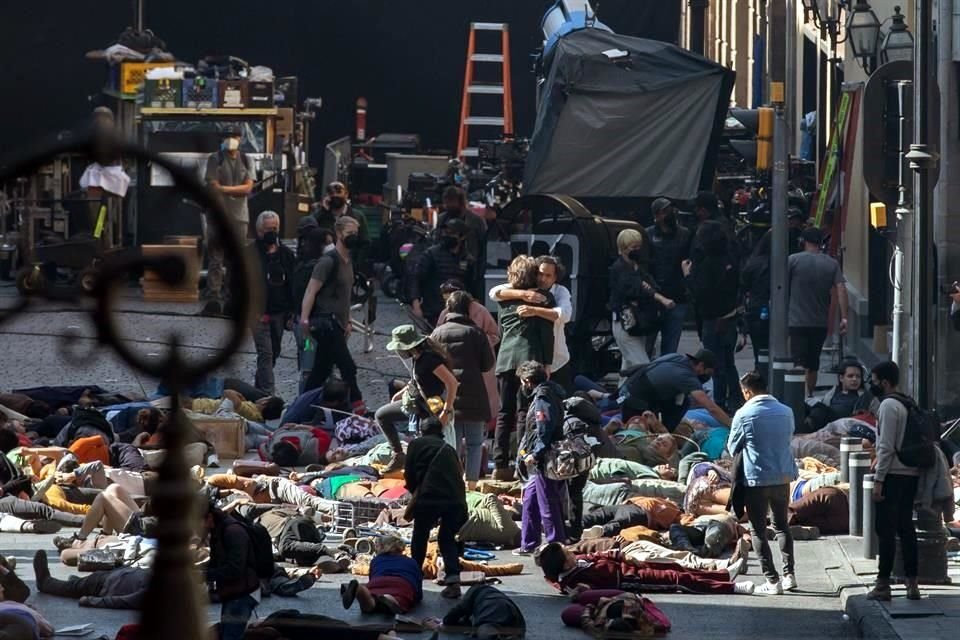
[[840, 437, 863, 486], [862, 474, 878, 558], [782, 367, 807, 428], [770, 356, 792, 400], [848, 451, 871, 537], [757, 348, 770, 382]]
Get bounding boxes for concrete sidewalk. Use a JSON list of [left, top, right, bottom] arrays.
[[828, 535, 960, 640]]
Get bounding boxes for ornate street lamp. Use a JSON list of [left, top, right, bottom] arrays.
[[846, 1, 882, 72], [881, 6, 914, 63]]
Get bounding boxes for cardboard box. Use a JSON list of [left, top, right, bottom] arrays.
[[191, 417, 246, 459]]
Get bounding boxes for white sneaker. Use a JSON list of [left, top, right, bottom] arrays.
[[580, 525, 604, 540], [725, 557, 745, 579], [756, 580, 783, 595], [734, 581, 755, 595], [781, 574, 798, 591]]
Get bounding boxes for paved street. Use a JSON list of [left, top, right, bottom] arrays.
[[0, 281, 866, 638]]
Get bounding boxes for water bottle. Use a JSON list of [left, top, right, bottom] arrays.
[[760, 305, 769, 321]]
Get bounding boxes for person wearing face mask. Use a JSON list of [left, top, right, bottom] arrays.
[[203, 125, 256, 315], [299, 217, 366, 414], [619, 349, 731, 431], [609, 229, 675, 373], [411, 218, 473, 325], [292, 227, 335, 392], [645, 198, 692, 357], [437, 186, 486, 299], [249, 211, 296, 394], [314, 182, 369, 264], [513, 360, 567, 555]]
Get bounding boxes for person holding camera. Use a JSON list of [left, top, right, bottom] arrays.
[[299, 216, 365, 412]]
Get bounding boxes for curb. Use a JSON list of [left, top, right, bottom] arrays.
[[824, 537, 901, 640]]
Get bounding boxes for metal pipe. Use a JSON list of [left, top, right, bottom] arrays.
[[784, 0, 796, 152], [862, 474, 878, 559], [783, 367, 807, 427], [839, 436, 863, 484], [768, 4, 790, 381], [892, 190, 913, 368], [771, 356, 792, 401], [848, 451, 871, 537]]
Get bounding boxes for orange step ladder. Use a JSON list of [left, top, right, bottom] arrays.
[[456, 22, 514, 160]]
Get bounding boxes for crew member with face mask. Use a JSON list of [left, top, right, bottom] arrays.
[[249, 211, 296, 394], [313, 181, 369, 264], [437, 186, 486, 299], [645, 198, 692, 356], [203, 125, 255, 315], [411, 218, 472, 325]]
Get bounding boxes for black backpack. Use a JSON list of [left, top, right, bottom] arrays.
[[888, 393, 940, 469], [228, 515, 276, 579]]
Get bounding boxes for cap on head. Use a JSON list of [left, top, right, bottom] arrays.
[[688, 348, 718, 370], [222, 125, 242, 138], [650, 197, 672, 216]]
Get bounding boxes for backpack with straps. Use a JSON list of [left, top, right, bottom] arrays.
[[888, 393, 940, 469], [228, 514, 276, 579], [544, 410, 598, 481]]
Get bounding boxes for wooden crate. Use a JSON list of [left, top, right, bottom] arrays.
[[190, 416, 246, 459], [141, 244, 200, 302]]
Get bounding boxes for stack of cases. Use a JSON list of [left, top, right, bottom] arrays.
[[219, 80, 248, 109], [144, 78, 183, 108], [182, 77, 219, 109], [247, 80, 275, 108]]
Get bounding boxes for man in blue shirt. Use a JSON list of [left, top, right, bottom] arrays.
[[727, 371, 798, 595]]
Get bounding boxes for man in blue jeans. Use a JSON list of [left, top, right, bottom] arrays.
[[645, 198, 691, 356], [727, 371, 798, 595]]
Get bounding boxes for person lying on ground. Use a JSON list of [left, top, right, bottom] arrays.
[[341, 535, 423, 615], [204, 474, 336, 514], [183, 397, 273, 452], [259, 423, 333, 466], [537, 542, 755, 595], [560, 589, 671, 638], [0, 580, 54, 639], [0, 555, 29, 604], [184, 389, 285, 424], [439, 584, 526, 639], [33, 549, 147, 609], [52, 484, 142, 550]]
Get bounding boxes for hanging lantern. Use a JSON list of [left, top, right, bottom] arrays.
[[881, 6, 914, 63], [846, 1, 882, 61]]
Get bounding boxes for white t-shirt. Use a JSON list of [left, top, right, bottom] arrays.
[[489, 283, 573, 370]]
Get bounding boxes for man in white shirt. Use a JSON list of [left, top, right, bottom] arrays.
[[490, 255, 573, 392]]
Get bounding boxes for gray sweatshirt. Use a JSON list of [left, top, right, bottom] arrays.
[[874, 397, 920, 482]]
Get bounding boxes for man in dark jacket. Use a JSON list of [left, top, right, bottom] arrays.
[[412, 218, 473, 325], [437, 186, 486, 299], [249, 210, 296, 394], [204, 505, 262, 640], [645, 198, 692, 356], [515, 361, 567, 554], [33, 550, 148, 609], [405, 417, 467, 599], [682, 220, 742, 410]]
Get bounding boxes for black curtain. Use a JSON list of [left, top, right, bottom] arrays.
[[0, 0, 679, 166]]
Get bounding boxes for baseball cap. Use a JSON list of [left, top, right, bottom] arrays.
[[688, 348, 718, 370], [801, 227, 824, 245], [221, 124, 242, 137], [650, 197, 673, 216]]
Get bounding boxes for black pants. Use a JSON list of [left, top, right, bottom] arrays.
[[303, 323, 363, 402], [40, 570, 110, 598], [35, 415, 72, 439], [223, 377, 269, 401], [582, 504, 649, 538], [669, 524, 709, 555], [0, 496, 84, 526], [374, 402, 409, 452], [746, 311, 770, 371], [493, 372, 522, 469], [567, 472, 588, 539], [743, 484, 795, 582], [876, 474, 920, 580], [411, 505, 467, 582], [278, 516, 330, 566], [0, 567, 29, 603]]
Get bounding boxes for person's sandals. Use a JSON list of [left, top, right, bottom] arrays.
[[341, 579, 359, 609]]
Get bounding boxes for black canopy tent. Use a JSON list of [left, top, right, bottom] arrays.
[[524, 28, 736, 200]]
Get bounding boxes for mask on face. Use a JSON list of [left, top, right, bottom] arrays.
[[342, 234, 361, 250], [869, 383, 885, 398], [224, 137, 240, 151], [627, 249, 643, 263], [329, 197, 346, 209], [262, 231, 278, 245], [442, 235, 460, 250], [698, 374, 712, 384]]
